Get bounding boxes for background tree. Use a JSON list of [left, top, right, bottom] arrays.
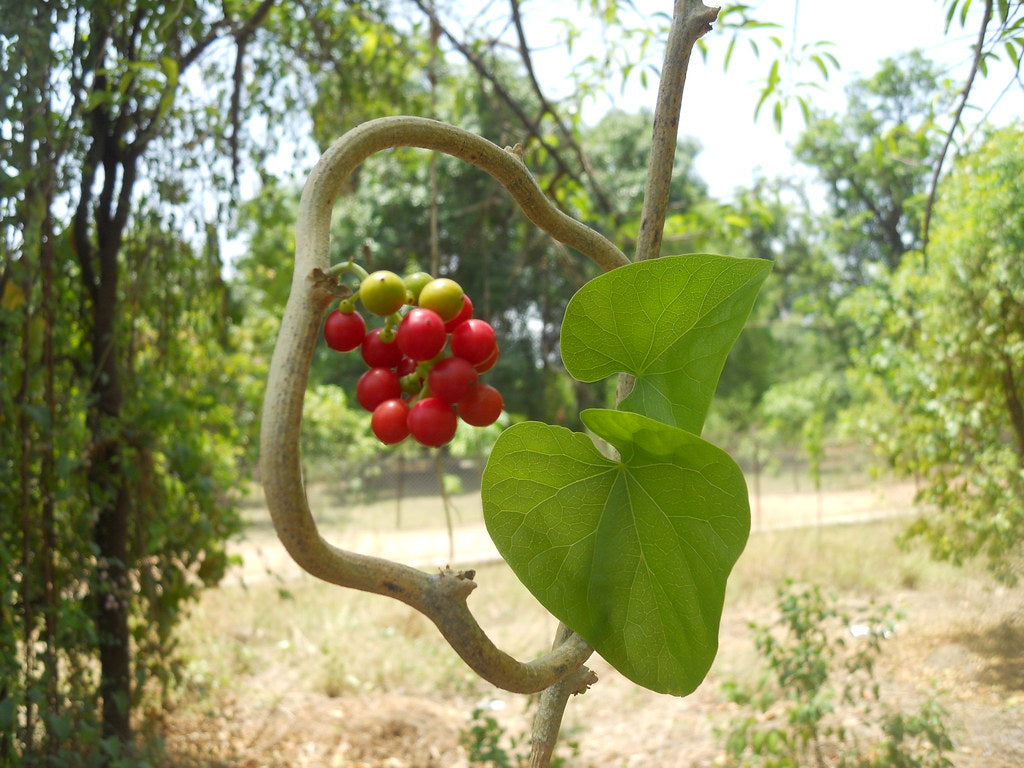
[[794, 51, 949, 285], [1, 0, 275, 760], [843, 125, 1024, 583]]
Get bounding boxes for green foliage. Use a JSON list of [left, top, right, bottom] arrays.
[[703, 53, 955, 478], [941, 0, 1024, 75], [462, 707, 520, 768], [794, 51, 948, 283], [2, 0, 266, 749], [301, 384, 379, 471], [698, 179, 842, 462], [704, 4, 840, 130], [1, 215, 246, 763], [460, 705, 578, 768], [843, 125, 1024, 583], [718, 582, 954, 768], [483, 254, 769, 695]]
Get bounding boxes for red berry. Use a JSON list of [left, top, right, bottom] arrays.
[[450, 319, 497, 364], [427, 356, 478, 404], [396, 356, 418, 377], [473, 344, 500, 374], [457, 384, 503, 427], [361, 327, 403, 368], [407, 397, 458, 446], [397, 308, 447, 361], [324, 309, 366, 352], [356, 368, 402, 412], [443, 295, 474, 333], [371, 399, 410, 444]]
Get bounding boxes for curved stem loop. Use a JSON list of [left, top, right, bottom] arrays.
[[261, 116, 625, 693]]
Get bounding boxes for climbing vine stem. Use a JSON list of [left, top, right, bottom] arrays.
[[261, 115, 626, 696]]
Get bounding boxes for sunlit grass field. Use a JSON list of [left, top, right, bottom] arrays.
[[164, 478, 1023, 767]]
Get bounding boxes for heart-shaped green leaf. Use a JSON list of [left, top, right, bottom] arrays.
[[560, 253, 771, 433], [481, 408, 750, 696]]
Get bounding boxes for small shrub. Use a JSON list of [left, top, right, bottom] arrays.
[[717, 581, 954, 768], [460, 704, 579, 768]]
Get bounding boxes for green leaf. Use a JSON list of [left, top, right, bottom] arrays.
[[944, 0, 960, 32], [560, 254, 771, 434], [810, 54, 830, 80], [724, 35, 738, 70], [482, 409, 751, 695], [1004, 40, 1022, 68], [960, 0, 973, 27]]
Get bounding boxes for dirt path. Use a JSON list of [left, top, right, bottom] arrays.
[[229, 481, 916, 583]]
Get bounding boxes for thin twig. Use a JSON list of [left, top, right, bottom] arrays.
[[411, 0, 613, 211], [920, 0, 993, 262], [507, 0, 616, 216]]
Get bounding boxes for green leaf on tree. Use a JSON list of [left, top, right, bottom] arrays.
[[560, 253, 771, 434], [481, 408, 750, 696]]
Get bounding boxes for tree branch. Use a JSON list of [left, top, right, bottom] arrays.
[[528, 9, 723, 756], [507, 0, 616, 216], [635, 0, 720, 262], [619, 0, 719, 403], [921, 0, 993, 259], [411, 0, 609, 210], [261, 116, 624, 695]]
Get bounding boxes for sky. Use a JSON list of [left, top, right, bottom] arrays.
[[521, 0, 1023, 198], [241, 0, 1022, 266]]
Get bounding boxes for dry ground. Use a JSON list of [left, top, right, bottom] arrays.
[[158, 481, 1024, 767]]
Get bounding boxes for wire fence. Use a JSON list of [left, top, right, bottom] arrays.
[[309, 439, 917, 534], [236, 441, 919, 581]]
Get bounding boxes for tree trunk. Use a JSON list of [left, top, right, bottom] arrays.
[[75, 126, 138, 746], [87, 241, 132, 746], [1001, 352, 1024, 462]]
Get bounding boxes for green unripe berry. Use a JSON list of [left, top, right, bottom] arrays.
[[418, 277, 464, 322], [359, 270, 407, 316], [403, 271, 434, 303]]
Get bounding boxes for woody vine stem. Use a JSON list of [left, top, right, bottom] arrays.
[[259, 3, 718, 766]]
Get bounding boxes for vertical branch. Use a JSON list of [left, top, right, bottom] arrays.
[[528, 624, 597, 768], [635, 0, 720, 263], [17, 262, 35, 756], [530, 5, 721, 766], [395, 453, 405, 529], [39, 159, 60, 749], [434, 453, 456, 561], [428, 5, 441, 276]]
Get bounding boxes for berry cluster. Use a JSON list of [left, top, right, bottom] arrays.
[[323, 268, 504, 447]]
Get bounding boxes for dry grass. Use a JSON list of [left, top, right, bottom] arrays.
[[161, 484, 1024, 768]]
